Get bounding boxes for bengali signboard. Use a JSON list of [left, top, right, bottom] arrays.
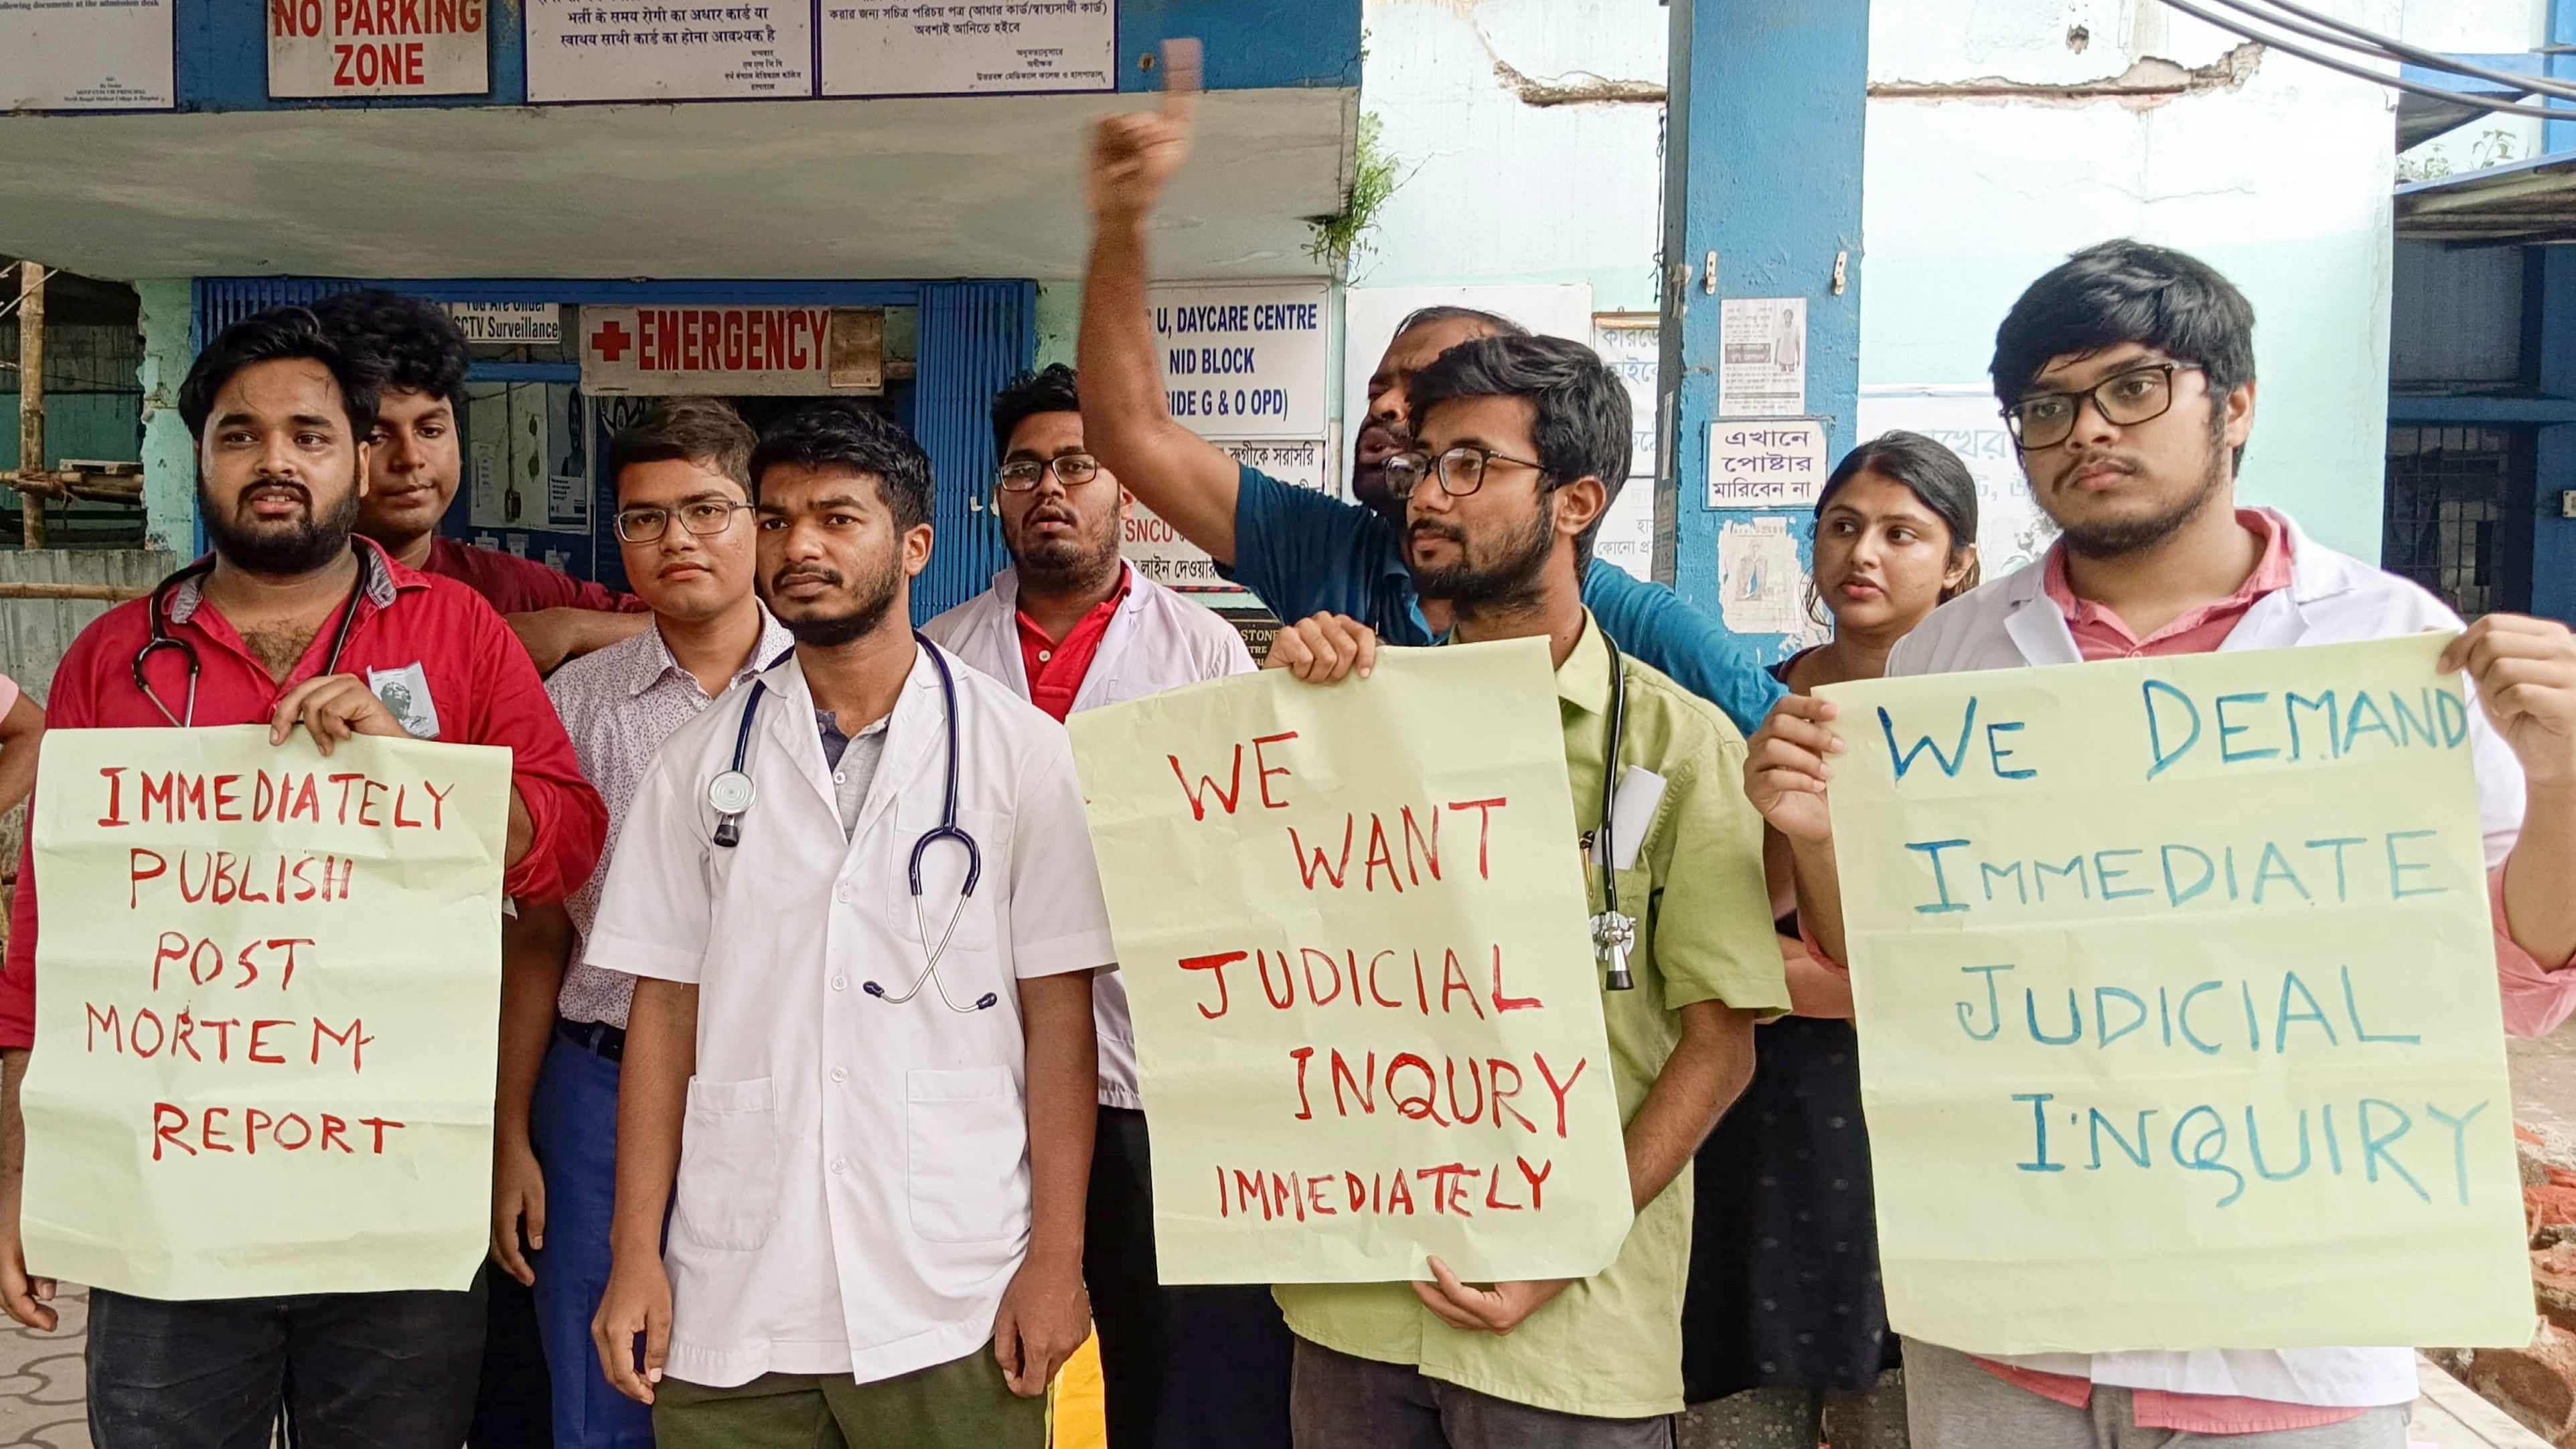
[[1125, 440, 1329, 595], [22, 729, 510, 1300], [1822, 637, 2531, 1352], [820, 0, 1114, 95], [1069, 642, 1634, 1283], [1706, 418, 1827, 509]]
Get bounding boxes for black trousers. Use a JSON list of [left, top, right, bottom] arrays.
[[1085, 1103, 1294, 1449], [470, 1267, 554, 1446], [87, 1280, 486, 1449]]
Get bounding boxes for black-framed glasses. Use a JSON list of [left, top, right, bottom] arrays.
[[1383, 445, 1548, 500], [615, 500, 753, 543], [2005, 362, 2202, 450], [996, 455, 1103, 491]]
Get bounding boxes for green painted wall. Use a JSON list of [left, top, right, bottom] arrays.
[[136, 279, 196, 553]]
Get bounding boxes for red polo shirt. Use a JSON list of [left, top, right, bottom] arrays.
[[1014, 566, 1132, 722], [425, 536, 649, 616], [1, 539, 608, 1050]]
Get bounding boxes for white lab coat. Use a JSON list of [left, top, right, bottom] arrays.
[[587, 643, 1117, 1390], [924, 566, 1254, 1108], [1886, 514, 2525, 1409]]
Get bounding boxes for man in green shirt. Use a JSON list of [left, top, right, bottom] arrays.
[[1264, 334, 1787, 1445]]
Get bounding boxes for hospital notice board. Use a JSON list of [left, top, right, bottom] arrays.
[[1821, 635, 2531, 1353], [1069, 641, 1635, 1285], [21, 728, 510, 1300]]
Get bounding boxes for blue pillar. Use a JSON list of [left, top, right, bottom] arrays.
[[911, 280, 1036, 623], [1661, 0, 1871, 663], [2553, 0, 2576, 157], [2533, 248, 2576, 623]]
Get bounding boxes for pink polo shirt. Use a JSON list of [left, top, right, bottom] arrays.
[[1974, 508, 2545, 1432]]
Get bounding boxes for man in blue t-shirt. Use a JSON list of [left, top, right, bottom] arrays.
[[1077, 68, 1784, 738]]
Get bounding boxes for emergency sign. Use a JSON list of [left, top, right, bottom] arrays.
[[579, 306, 886, 396]]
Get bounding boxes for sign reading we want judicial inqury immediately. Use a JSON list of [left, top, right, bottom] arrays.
[[21, 728, 510, 1300], [1822, 635, 2532, 1353], [1069, 641, 1634, 1284]]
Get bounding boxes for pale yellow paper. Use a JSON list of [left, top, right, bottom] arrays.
[[1821, 635, 2530, 1353], [23, 727, 510, 1300], [1070, 639, 1632, 1284]]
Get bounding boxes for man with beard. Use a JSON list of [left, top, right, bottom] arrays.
[[1262, 333, 1783, 1448], [0, 305, 607, 1448], [311, 290, 653, 674], [1077, 58, 1783, 737], [585, 402, 1110, 1449], [923, 364, 1254, 1449], [1746, 240, 2576, 1449]]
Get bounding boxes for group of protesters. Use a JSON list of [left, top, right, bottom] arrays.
[[0, 68, 2574, 1449]]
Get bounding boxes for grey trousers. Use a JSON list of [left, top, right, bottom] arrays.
[[1902, 1342, 2411, 1449], [1289, 1337, 1673, 1449]]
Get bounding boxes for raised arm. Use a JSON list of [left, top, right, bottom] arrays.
[[1079, 40, 1244, 563]]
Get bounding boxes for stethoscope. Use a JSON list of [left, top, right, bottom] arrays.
[[135, 550, 369, 728], [1590, 633, 1637, 992], [709, 633, 997, 1014]]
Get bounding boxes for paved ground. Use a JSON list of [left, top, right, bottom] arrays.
[[6, 1037, 2573, 1447]]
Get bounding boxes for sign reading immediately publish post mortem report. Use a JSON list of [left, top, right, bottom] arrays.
[[21, 728, 511, 1300], [1069, 642, 1634, 1284], [1821, 637, 2530, 1353]]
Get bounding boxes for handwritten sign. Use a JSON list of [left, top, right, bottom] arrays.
[[1706, 419, 1826, 509], [1068, 641, 1633, 1283], [524, 0, 812, 102], [1821, 637, 2531, 1352], [820, 0, 1114, 96], [21, 727, 511, 1300]]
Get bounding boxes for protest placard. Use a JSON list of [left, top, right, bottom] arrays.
[[1068, 640, 1633, 1284], [21, 727, 511, 1300], [1821, 635, 2532, 1353]]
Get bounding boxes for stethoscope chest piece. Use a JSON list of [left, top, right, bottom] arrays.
[[706, 769, 757, 817]]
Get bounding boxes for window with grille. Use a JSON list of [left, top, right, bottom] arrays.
[[2384, 426, 2532, 618]]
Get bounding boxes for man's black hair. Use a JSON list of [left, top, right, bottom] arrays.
[[1393, 305, 1531, 341], [307, 289, 471, 407], [177, 305, 383, 441], [751, 402, 935, 532], [611, 397, 758, 493], [1991, 239, 2257, 438], [990, 364, 1081, 459], [1407, 334, 1631, 570]]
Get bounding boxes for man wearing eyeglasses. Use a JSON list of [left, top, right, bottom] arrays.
[[923, 364, 1254, 1449], [1747, 240, 2576, 1449], [498, 398, 790, 1449]]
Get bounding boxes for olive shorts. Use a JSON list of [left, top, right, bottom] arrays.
[[652, 1345, 1045, 1449]]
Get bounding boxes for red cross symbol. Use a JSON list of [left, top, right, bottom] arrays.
[[590, 319, 633, 364]]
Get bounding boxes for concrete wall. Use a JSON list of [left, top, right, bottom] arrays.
[[1862, 0, 2403, 562], [1358, 0, 1664, 310]]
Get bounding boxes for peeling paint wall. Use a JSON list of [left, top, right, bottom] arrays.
[[1862, 1, 2403, 560], [1358, 0, 1666, 310]]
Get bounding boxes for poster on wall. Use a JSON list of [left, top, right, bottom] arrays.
[[0, 0, 175, 109], [524, 0, 814, 102], [1858, 384, 2058, 577], [1706, 419, 1827, 510], [1718, 297, 1807, 418], [269, 1, 491, 98], [1591, 314, 1661, 583], [1150, 283, 1329, 441], [820, 0, 1114, 96]]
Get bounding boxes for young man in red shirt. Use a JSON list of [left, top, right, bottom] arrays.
[[312, 289, 652, 672], [0, 305, 607, 1449]]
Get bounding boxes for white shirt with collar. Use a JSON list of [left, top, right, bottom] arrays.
[[1885, 512, 2524, 1409], [923, 564, 1254, 1108], [585, 640, 1118, 1390]]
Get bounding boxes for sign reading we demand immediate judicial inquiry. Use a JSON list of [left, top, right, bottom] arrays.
[[1069, 641, 1635, 1283], [1822, 635, 2532, 1353], [21, 729, 510, 1300]]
